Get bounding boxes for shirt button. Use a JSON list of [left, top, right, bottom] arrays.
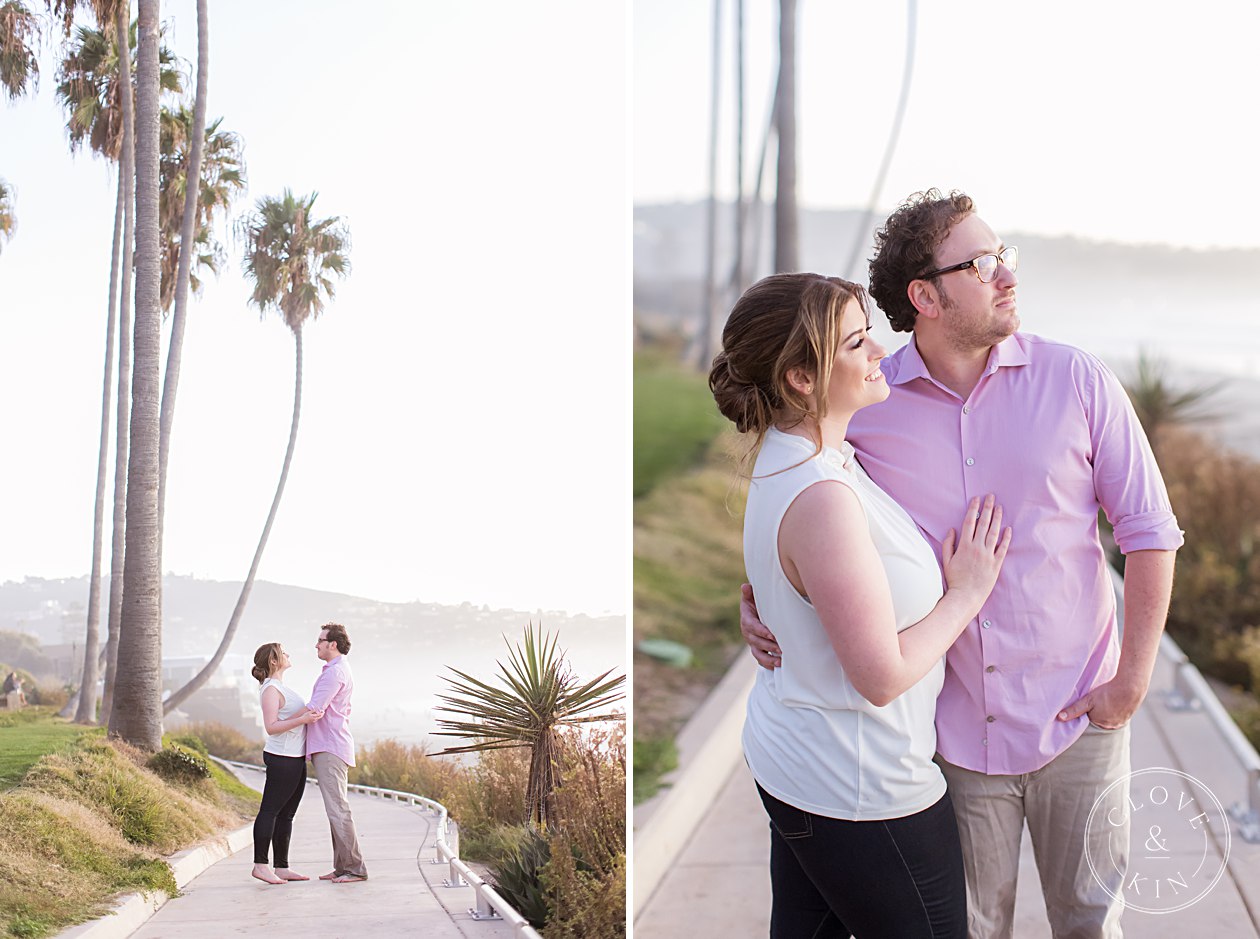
[[966, 458, 975, 466], [987, 715, 997, 723], [986, 665, 996, 673], [982, 738, 989, 746], [982, 620, 992, 629], [963, 406, 970, 414]]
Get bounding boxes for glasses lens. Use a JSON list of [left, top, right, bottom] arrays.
[[1001, 245, 1018, 273], [974, 254, 998, 283]]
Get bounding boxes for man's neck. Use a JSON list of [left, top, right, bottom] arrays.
[[323, 653, 342, 665], [914, 330, 994, 400]]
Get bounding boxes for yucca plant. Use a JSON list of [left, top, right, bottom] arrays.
[[434, 623, 625, 829]]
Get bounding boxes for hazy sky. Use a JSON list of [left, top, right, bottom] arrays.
[[635, 0, 1260, 250], [1, 1, 628, 615]]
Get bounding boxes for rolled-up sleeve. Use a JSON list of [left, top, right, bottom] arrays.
[[1086, 360, 1184, 554]]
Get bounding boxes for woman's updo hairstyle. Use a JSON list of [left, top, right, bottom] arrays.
[[709, 273, 869, 455], [252, 643, 282, 684]]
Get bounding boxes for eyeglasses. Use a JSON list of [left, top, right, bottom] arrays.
[[918, 245, 1018, 284], [316, 638, 330, 645]]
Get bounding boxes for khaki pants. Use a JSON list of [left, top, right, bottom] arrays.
[[938, 724, 1131, 939], [311, 751, 367, 878]]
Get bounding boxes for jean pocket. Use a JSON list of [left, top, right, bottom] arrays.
[[757, 784, 814, 840]]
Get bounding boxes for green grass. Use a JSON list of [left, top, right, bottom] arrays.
[[0, 722, 257, 938], [0, 708, 99, 790], [631, 733, 678, 803], [633, 344, 752, 802], [634, 350, 727, 498]]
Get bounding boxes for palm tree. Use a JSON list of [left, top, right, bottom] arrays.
[[695, 0, 721, 371], [56, 12, 181, 726], [773, 0, 797, 274], [434, 623, 626, 829], [157, 108, 245, 312], [162, 189, 349, 714], [100, 0, 135, 728], [156, 0, 209, 574], [1123, 349, 1225, 460], [0, 0, 39, 100], [0, 178, 15, 252], [111, 0, 164, 751]]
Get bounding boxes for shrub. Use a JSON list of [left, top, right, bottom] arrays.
[[168, 733, 209, 758], [349, 738, 461, 802], [485, 825, 551, 928], [1151, 427, 1260, 691], [183, 721, 258, 763], [148, 746, 212, 785]]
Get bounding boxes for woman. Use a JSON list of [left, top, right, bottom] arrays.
[[251, 642, 322, 885], [708, 273, 1011, 937]]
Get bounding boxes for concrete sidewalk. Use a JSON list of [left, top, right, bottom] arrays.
[[635, 645, 1260, 938], [124, 766, 514, 939]]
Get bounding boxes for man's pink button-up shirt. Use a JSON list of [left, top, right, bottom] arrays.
[[306, 655, 356, 767], [848, 333, 1183, 775]]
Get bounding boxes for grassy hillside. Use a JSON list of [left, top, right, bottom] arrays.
[[633, 349, 749, 800], [0, 713, 258, 939]]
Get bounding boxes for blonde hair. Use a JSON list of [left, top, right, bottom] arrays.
[[709, 273, 869, 465], [251, 643, 282, 684]]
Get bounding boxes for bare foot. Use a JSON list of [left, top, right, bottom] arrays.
[[251, 865, 286, 885], [274, 868, 310, 881], [318, 870, 341, 880], [331, 873, 367, 883]]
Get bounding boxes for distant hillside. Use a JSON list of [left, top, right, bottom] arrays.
[[635, 200, 1260, 458], [634, 201, 1258, 373], [0, 575, 626, 745]]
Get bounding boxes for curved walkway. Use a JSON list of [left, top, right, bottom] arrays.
[[634, 643, 1260, 938], [124, 766, 515, 939]]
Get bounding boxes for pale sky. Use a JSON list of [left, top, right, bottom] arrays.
[[635, 0, 1260, 250], [1, 1, 629, 615]]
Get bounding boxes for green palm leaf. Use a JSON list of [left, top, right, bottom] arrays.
[[434, 622, 625, 827]]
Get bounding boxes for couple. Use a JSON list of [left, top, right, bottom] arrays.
[[249, 622, 368, 886], [711, 190, 1181, 937]]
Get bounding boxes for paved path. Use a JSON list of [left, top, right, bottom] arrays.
[[635, 646, 1260, 937], [130, 766, 515, 939]]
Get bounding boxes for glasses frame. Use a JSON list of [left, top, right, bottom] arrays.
[[918, 245, 1018, 284]]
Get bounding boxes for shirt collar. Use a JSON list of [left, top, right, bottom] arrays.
[[889, 332, 1029, 386]]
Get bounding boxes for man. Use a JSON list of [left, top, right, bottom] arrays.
[[741, 189, 1181, 937], [306, 621, 368, 883]]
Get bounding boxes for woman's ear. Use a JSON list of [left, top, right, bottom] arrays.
[[784, 365, 815, 397]]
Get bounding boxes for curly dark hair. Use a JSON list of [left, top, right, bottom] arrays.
[[868, 189, 974, 333], [321, 622, 351, 655]]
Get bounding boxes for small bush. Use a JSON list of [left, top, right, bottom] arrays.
[[148, 746, 212, 785], [182, 721, 258, 763], [349, 738, 461, 802], [168, 733, 209, 758], [485, 825, 551, 928]]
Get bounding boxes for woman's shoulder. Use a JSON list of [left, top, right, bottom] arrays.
[[755, 429, 856, 481]]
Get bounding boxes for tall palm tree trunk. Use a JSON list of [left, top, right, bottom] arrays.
[[730, 0, 745, 296], [844, 0, 917, 280], [112, 0, 163, 751], [164, 327, 303, 713], [102, 0, 136, 725], [157, 0, 207, 547], [774, 0, 798, 274], [695, 0, 722, 371], [74, 172, 124, 724]]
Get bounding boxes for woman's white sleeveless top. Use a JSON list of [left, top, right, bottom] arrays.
[[742, 428, 947, 820], [260, 677, 307, 757]]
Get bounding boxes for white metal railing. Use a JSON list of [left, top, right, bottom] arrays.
[[214, 757, 544, 938], [1158, 637, 1260, 843], [1110, 566, 1260, 843]]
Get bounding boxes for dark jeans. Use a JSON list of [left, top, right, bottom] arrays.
[[253, 751, 307, 867], [757, 784, 967, 939]]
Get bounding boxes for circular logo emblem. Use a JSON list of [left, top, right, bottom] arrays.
[[1084, 767, 1231, 914]]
